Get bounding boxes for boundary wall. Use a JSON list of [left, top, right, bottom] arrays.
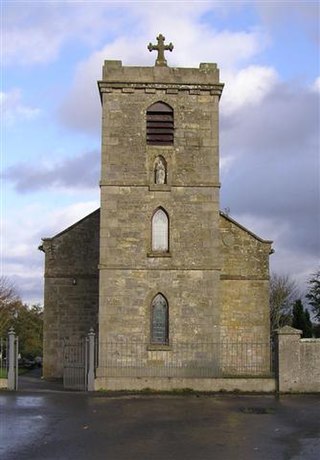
[[277, 326, 320, 393]]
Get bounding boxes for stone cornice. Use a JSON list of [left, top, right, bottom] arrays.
[[98, 265, 221, 271], [99, 182, 221, 188], [44, 274, 98, 279], [98, 81, 224, 99]]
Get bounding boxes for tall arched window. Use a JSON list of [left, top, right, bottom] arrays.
[[152, 208, 169, 252], [151, 293, 169, 344], [147, 102, 174, 145]]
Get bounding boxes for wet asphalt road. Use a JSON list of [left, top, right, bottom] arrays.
[[0, 371, 319, 460]]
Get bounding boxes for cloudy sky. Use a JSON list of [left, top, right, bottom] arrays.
[[1, 1, 319, 304]]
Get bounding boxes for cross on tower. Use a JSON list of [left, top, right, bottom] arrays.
[[148, 34, 174, 67]]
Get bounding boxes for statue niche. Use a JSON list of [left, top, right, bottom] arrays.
[[154, 156, 167, 185]]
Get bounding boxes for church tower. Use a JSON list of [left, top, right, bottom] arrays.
[[97, 35, 224, 368], [40, 35, 272, 385]]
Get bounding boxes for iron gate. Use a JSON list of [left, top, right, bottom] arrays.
[[63, 330, 96, 391], [63, 339, 88, 391]]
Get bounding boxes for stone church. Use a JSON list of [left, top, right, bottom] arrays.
[[40, 36, 273, 389]]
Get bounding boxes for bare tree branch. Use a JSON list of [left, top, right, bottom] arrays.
[[270, 273, 299, 334]]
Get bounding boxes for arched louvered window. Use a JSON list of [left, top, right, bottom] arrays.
[[151, 293, 169, 344], [152, 208, 169, 252], [147, 102, 174, 145]]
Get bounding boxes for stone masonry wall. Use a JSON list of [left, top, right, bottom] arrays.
[[41, 210, 100, 379], [98, 61, 223, 361], [277, 326, 320, 392], [41, 56, 274, 385], [220, 213, 272, 345]]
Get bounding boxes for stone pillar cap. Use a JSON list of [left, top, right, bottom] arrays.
[[277, 325, 302, 335]]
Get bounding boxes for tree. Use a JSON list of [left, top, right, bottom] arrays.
[[0, 276, 43, 358], [270, 273, 299, 334], [306, 269, 320, 322], [292, 299, 313, 338], [304, 309, 313, 338], [0, 276, 22, 337], [14, 304, 43, 358], [313, 323, 320, 338], [292, 299, 305, 331]]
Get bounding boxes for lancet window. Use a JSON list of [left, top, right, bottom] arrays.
[[151, 293, 169, 344], [152, 208, 169, 252]]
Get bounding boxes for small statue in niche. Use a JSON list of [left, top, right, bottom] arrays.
[[155, 157, 166, 184]]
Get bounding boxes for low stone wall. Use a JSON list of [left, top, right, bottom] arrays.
[[93, 327, 320, 394], [95, 376, 276, 393], [277, 326, 320, 393]]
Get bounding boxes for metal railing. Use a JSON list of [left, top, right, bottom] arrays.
[[97, 340, 273, 379]]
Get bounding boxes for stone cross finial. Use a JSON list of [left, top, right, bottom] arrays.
[[148, 34, 174, 66]]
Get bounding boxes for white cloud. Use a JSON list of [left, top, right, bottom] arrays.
[[6, 1, 316, 71], [3, 3, 215, 66], [1, 89, 41, 125], [58, 50, 104, 133], [312, 76, 320, 93], [58, 23, 268, 133], [134, 2, 268, 69], [4, 1, 317, 304], [270, 248, 319, 296], [3, 5, 72, 65], [4, 201, 99, 256], [3, 200, 99, 303], [220, 155, 236, 176], [40, 201, 100, 237], [221, 66, 279, 115], [4, 25, 64, 66], [3, 4, 126, 66], [4, 3, 270, 134]]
